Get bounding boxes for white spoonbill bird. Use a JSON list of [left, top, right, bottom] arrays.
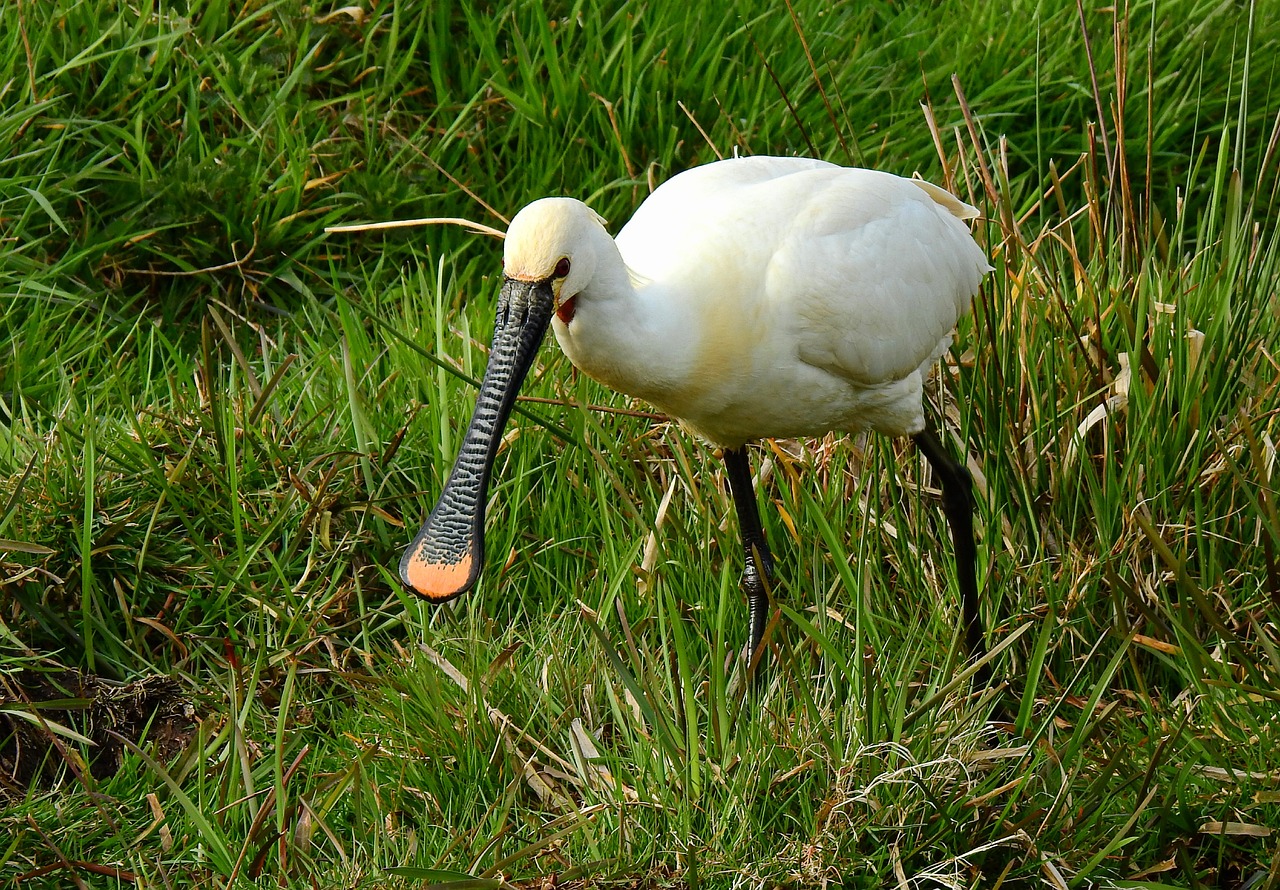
[[399, 155, 993, 668]]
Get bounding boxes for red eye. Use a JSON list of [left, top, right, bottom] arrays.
[[554, 257, 571, 278]]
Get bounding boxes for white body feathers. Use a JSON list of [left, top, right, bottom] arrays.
[[503, 156, 991, 447]]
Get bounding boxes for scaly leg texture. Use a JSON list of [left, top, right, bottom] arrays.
[[723, 447, 774, 661], [912, 424, 988, 679]]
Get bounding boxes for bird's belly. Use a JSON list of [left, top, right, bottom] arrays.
[[652, 363, 930, 448]]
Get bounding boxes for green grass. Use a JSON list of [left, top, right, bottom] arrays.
[[3, 0, 1280, 886]]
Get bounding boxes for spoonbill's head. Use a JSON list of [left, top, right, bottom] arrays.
[[503, 198, 608, 325], [398, 197, 607, 603]]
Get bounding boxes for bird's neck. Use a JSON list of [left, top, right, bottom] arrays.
[[553, 238, 694, 409]]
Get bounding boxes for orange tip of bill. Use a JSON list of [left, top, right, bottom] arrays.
[[402, 550, 473, 602]]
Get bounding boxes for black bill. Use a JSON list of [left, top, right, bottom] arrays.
[[399, 277, 556, 601]]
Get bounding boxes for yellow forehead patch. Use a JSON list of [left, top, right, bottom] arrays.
[[503, 197, 605, 279]]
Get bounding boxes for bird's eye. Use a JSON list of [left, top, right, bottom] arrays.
[[554, 257, 571, 278]]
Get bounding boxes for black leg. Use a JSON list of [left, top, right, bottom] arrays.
[[723, 446, 774, 662], [912, 424, 989, 680]]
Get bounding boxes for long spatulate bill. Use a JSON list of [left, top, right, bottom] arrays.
[[400, 277, 556, 601]]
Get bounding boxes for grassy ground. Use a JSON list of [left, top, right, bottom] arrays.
[[3, 0, 1280, 886]]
